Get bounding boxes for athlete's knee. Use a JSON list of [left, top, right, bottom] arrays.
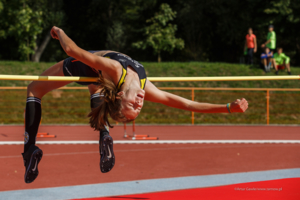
[[27, 82, 36, 93], [27, 82, 45, 98]]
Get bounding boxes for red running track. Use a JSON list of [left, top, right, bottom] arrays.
[[0, 125, 300, 199], [1, 143, 300, 191]]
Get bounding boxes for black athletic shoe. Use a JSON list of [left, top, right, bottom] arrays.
[[275, 71, 279, 75], [22, 145, 43, 183], [99, 135, 115, 173], [288, 71, 291, 75]]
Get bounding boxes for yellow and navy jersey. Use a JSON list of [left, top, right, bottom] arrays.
[[62, 50, 147, 89], [103, 52, 147, 90]]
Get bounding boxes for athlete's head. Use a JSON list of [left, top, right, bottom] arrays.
[[88, 75, 131, 131], [88, 75, 144, 131], [118, 75, 145, 120]]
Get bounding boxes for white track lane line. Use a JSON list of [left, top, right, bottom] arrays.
[[1, 144, 276, 159], [1, 140, 300, 145]]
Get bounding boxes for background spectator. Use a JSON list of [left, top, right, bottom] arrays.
[[261, 25, 276, 54], [273, 47, 291, 75], [261, 47, 275, 73], [244, 28, 257, 65]]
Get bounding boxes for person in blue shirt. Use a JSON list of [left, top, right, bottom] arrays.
[[261, 47, 275, 72]]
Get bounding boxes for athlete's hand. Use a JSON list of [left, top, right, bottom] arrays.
[[50, 26, 62, 40], [261, 44, 265, 48], [230, 98, 248, 113]]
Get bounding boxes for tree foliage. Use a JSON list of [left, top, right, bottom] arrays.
[[0, 0, 64, 61], [30, 0, 65, 62], [0, 0, 43, 60], [132, 3, 184, 62], [0, 0, 300, 66]]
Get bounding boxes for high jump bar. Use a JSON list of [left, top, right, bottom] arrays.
[[0, 74, 299, 82]]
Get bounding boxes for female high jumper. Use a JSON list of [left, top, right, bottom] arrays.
[[22, 26, 248, 183]]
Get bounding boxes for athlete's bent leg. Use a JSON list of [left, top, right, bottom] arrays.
[[89, 85, 115, 173], [23, 61, 72, 183]]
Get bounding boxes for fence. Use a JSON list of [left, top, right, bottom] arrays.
[[0, 87, 299, 125], [160, 87, 300, 125]]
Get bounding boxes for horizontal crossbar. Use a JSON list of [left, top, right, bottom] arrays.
[[0, 74, 299, 82]]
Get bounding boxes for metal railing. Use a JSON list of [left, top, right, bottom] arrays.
[[0, 87, 299, 125], [158, 87, 300, 125]]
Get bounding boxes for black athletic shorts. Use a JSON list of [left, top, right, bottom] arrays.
[[63, 56, 100, 86]]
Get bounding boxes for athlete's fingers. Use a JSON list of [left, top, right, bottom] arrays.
[[50, 26, 59, 40], [50, 29, 56, 39], [241, 98, 248, 112], [239, 98, 247, 107], [241, 99, 247, 105], [231, 98, 248, 113], [239, 98, 248, 106]]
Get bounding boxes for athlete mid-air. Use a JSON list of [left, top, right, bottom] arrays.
[[22, 26, 248, 183]]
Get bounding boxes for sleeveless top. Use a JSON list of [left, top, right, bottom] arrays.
[[103, 52, 147, 90]]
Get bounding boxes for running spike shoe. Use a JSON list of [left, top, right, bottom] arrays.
[[22, 145, 43, 183], [99, 135, 115, 173]]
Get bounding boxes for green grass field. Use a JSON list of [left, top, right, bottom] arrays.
[[0, 61, 299, 125]]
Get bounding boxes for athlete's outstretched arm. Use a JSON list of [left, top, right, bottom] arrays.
[[144, 80, 248, 113], [50, 26, 121, 79]]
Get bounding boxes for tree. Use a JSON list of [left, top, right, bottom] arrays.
[[106, 21, 126, 51], [264, 0, 299, 23], [0, 0, 44, 61], [30, 0, 65, 62], [132, 3, 184, 62], [83, 0, 157, 53], [0, 0, 64, 61]]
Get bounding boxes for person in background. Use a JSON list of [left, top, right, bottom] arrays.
[[244, 28, 257, 65], [261, 25, 276, 54], [261, 47, 275, 72], [273, 47, 291, 75]]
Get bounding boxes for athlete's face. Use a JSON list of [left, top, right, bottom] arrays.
[[120, 81, 145, 120]]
